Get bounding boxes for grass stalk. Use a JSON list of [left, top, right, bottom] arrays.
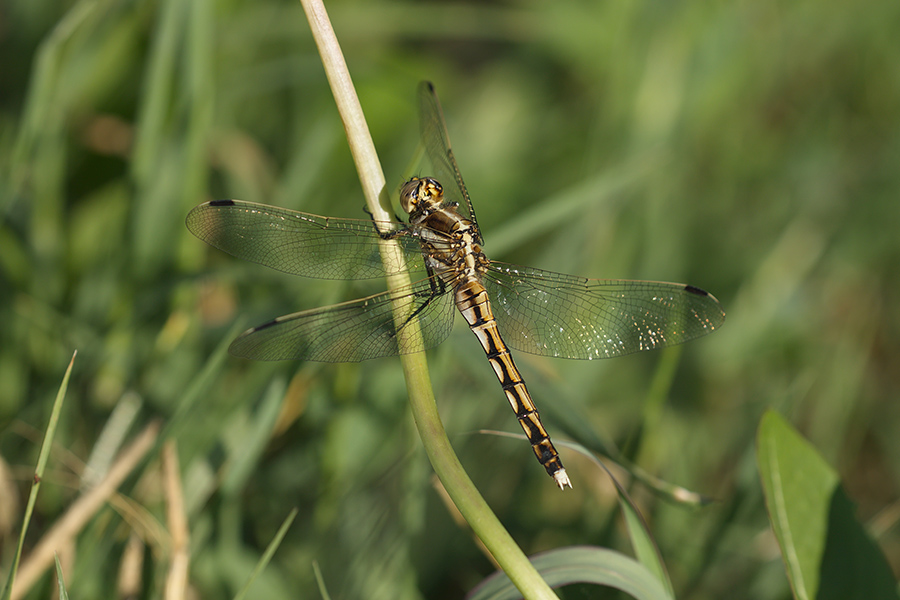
[[1, 353, 76, 600], [162, 441, 189, 599], [234, 508, 299, 600], [299, 1, 559, 597]]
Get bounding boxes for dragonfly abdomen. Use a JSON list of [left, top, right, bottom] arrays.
[[454, 279, 571, 489]]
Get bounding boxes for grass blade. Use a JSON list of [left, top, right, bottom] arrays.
[[233, 508, 299, 600], [469, 546, 671, 600], [0, 351, 76, 600], [54, 555, 69, 600]]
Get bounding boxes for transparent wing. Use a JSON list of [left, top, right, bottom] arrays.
[[229, 277, 457, 362], [483, 262, 726, 359], [186, 199, 425, 279], [418, 82, 482, 240]]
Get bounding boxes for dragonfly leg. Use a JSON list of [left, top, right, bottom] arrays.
[[363, 205, 406, 235], [391, 268, 448, 341]]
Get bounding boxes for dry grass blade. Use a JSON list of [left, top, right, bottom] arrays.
[[11, 421, 161, 600], [163, 441, 189, 600]]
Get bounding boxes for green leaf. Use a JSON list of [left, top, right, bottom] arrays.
[[469, 546, 671, 600], [757, 410, 898, 600], [54, 555, 69, 600]]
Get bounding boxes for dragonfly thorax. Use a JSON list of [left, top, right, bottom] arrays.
[[400, 177, 444, 216]]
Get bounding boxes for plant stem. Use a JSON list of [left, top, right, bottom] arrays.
[[299, 1, 559, 598]]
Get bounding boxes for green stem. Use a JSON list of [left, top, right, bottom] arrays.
[[299, 2, 559, 598]]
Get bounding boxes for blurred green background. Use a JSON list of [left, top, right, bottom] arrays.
[[2, 0, 899, 598]]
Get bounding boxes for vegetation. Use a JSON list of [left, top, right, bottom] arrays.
[[1, 0, 898, 598]]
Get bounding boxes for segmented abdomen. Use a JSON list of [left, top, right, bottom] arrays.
[[453, 278, 570, 488]]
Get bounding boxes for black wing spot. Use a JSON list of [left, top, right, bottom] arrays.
[[251, 319, 280, 332], [209, 199, 236, 207], [683, 284, 710, 297]]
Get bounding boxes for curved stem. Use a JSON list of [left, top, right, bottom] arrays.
[[300, 2, 558, 598]]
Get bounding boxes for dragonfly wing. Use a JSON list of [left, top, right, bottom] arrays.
[[229, 277, 457, 362], [418, 82, 481, 237], [483, 262, 725, 359], [186, 199, 424, 279]]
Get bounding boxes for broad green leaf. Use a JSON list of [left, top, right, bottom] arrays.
[[757, 410, 897, 600], [468, 546, 671, 600]]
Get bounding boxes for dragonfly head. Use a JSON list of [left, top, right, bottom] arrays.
[[400, 177, 443, 215]]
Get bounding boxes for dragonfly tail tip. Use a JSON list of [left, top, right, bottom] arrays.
[[553, 469, 572, 490]]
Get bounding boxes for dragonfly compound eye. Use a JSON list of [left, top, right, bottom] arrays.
[[399, 177, 421, 214], [400, 177, 444, 214], [416, 177, 443, 208]]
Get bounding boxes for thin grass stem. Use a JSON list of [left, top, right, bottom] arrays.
[[299, 1, 559, 597], [1, 352, 76, 600]]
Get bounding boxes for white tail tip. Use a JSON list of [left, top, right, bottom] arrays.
[[553, 469, 572, 490]]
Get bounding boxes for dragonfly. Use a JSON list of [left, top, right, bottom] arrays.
[[186, 82, 725, 489]]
